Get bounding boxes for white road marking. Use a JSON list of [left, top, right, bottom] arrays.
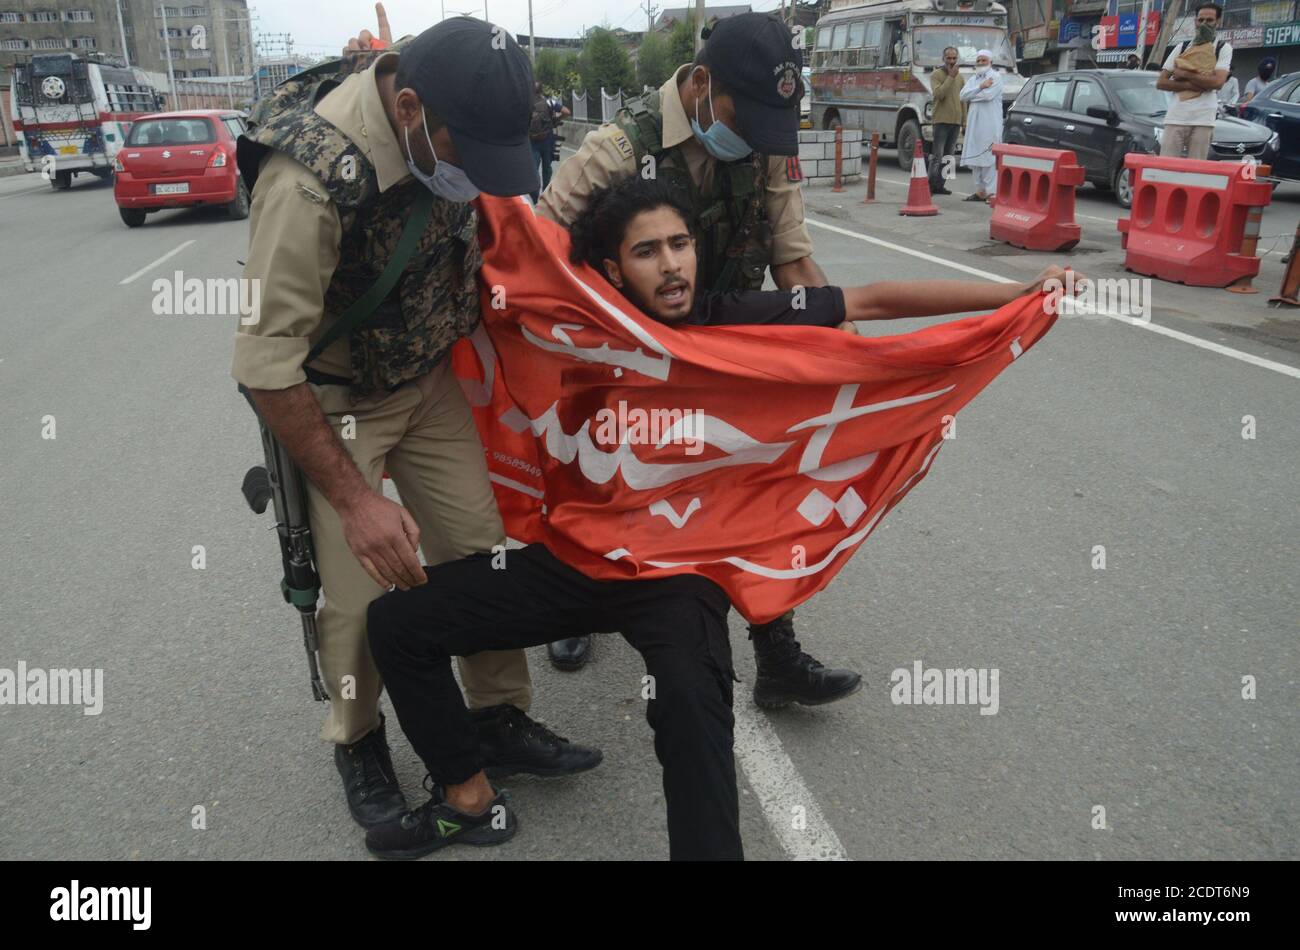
[[806, 216, 1300, 379], [118, 240, 196, 285], [733, 701, 850, 861], [0, 186, 48, 201]]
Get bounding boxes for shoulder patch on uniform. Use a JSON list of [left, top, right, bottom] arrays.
[[785, 157, 803, 183], [608, 128, 635, 161]]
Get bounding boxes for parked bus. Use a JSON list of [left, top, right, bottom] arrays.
[[10, 52, 164, 190], [810, 0, 1025, 169]]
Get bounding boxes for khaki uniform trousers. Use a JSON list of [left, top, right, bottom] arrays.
[[305, 358, 532, 745]]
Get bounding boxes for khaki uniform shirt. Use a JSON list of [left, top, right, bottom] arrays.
[[231, 52, 413, 391], [537, 64, 814, 268]]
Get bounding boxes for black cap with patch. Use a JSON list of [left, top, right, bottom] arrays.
[[395, 17, 536, 196], [699, 12, 804, 157]]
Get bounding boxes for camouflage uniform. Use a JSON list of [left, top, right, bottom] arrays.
[[230, 49, 532, 747], [237, 49, 484, 402], [538, 64, 815, 293]]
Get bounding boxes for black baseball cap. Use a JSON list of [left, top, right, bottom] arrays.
[[700, 12, 804, 157], [395, 17, 536, 196]]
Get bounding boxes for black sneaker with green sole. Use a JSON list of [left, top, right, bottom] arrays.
[[365, 779, 518, 860]]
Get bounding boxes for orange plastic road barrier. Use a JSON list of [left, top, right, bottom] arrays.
[[899, 141, 937, 217], [989, 143, 1084, 252], [1117, 154, 1273, 287]]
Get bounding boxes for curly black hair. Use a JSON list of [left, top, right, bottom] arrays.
[[568, 176, 692, 273]]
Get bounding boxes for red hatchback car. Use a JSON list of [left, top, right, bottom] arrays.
[[113, 110, 250, 227]]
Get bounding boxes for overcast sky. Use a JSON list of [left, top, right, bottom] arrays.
[[255, 0, 789, 58]]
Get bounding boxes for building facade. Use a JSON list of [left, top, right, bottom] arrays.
[[0, 1, 254, 81]]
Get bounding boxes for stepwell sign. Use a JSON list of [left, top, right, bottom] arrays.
[[1265, 22, 1300, 47]]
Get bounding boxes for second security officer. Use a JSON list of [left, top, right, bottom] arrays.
[[536, 13, 862, 708], [233, 17, 601, 831]]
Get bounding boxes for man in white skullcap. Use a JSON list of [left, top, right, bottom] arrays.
[[959, 49, 1004, 204]]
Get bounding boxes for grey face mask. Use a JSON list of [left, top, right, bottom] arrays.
[[404, 107, 479, 203]]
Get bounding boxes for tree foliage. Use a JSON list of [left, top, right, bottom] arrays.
[[636, 30, 674, 90], [578, 28, 635, 97]]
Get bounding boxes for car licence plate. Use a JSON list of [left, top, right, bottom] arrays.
[[58, 145, 78, 155], [154, 182, 189, 195]]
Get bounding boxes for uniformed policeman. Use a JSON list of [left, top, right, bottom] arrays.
[[536, 12, 861, 708], [232, 16, 601, 831]]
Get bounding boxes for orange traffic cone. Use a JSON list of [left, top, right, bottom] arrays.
[[899, 141, 938, 217]]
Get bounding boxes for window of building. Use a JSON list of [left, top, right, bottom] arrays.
[[71, 36, 97, 49], [160, 28, 183, 38], [0, 11, 24, 23], [185, 5, 208, 15], [193, 67, 211, 76], [0, 37, 29, 50], [163, 6, 180, 16], [30, 10, 59, 23], [64, 9, 94, 21], [33, 37, 67, 49]]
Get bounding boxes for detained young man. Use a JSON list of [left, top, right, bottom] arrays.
[[363, 176, 1073, 861]]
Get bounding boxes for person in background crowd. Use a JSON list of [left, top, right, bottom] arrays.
[[528, 81, 556, 203], [1218, 70, 1240, 109], [928, 46, 963, 196], [959, 49, 1003, 205], [1242, 57, 1277, 105], [1156, 2, 1232, 161], [1125, 54, 1143, 70]]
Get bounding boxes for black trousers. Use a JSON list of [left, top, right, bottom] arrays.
[[930, 122, 960, 189], [366, 543, 742, 860]]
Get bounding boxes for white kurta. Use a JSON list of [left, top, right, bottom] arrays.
[[959, 69, 1005, 169]]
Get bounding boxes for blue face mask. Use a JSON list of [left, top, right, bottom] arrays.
[[404, 107, 479, 203], [689, 70, 753, 163]]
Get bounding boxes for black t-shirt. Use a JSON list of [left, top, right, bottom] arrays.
[[684, 286, 847, 329]]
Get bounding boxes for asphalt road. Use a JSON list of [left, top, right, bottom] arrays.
[[0, 166, 1295, 861]]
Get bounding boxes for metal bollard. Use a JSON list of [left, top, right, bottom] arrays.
[[832, 126, 844, 193], [1269, 222, 1300, 307], [862, 131, 879, 204]]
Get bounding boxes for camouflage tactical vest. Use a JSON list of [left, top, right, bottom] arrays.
[[614, 91, 773, 292], [236, 53, 482, 402]]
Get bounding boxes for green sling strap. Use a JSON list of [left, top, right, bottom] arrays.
[[304, 187, 436, 365]]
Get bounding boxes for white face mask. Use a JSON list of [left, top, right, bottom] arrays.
[[404, 106, 479, 203]]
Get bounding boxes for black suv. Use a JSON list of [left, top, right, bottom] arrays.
[[1006, 69, 1278, 209]]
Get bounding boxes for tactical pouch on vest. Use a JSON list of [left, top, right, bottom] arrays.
[[303, 187, 436, 368]]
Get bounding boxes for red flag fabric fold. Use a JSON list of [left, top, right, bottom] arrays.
[[451, 194, 1057, 623]]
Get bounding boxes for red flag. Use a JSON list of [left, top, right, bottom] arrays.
[[452, 195, 1057, 624]]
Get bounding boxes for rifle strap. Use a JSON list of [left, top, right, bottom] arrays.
[[304, 187, 436, 365]]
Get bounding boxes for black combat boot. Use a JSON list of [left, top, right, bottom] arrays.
[[365, 776, 518, 859], [334, 713, 409, 829], [749, 612, 862, 709], [471, 704, 603, 779], [547, 635, 591, 671]]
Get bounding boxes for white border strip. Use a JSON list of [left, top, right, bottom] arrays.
[[806, 217, 1300, 380], [118, 240, 196, 285]]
